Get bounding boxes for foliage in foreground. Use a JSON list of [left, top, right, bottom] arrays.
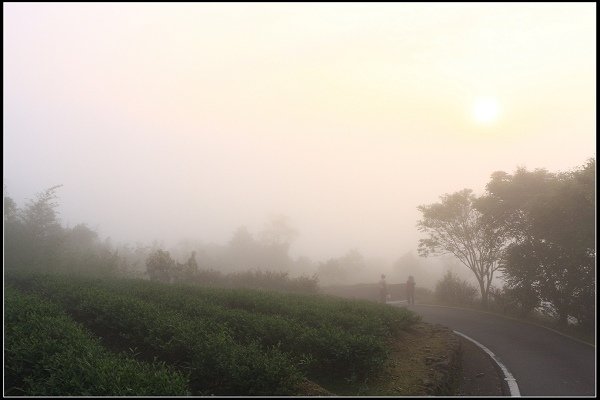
[[4, 286, 189, 396], [6, 271, 420, 395]]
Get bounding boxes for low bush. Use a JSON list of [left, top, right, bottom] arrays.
[[6, 271, 420, 394], [435, 271, 478, 306], [7, 273, 304, 395], [488, 286, 538, 317], [4, 286, 189, 396], [185, 268, 320, 294]]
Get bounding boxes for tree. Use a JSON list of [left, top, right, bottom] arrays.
[[227, 226, 260, 270], [146, 249, 176, 283], [4, 192, 25, 268], [258, 215, 298, 271], [186, 251, 199, 274], [173, 251, 199, 282], [5, 185, 122, 276], [259, 215, 298, 247], [316, 249, 366, 285], [483, 160, 595, 329], [20, 185, 63, 239], [435, 270, 478, 305], [18, 185, 65, 270], [4, 194, 18, 224], [58, 223, 119, 276], [417, 189, 506, 308]]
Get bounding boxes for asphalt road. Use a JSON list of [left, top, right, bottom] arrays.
[[395, 303, 596, 396]]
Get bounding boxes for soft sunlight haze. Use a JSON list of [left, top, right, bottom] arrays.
[[3, 3, 596, 265]]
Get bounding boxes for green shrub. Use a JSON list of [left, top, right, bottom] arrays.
[[488, 286, 538, 317], [435, 271, 478, 306], [4, 286, 189, 396], [72, 276, 411, 381], [185, 268, 320, 294], [6, 271, 420, 393], [7, 273, 302, 395]]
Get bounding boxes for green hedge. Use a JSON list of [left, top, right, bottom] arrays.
[[7, 274, 301, 395], [93, 278, 411, 379], [6, 271, 420, 394], [4, 286, 189, 396]]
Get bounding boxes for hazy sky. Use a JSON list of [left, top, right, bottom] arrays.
[[4, 3, 596, 263]]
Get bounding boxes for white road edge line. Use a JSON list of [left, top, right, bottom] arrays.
[[406, 303, 594, 348], [453, 330, 521, 397]]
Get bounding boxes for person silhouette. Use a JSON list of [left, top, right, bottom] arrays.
[[406, 275, 416, 305], [379, 274, 388, 303]]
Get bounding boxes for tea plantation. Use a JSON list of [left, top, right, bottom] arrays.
[[5, 272, 420, 396]]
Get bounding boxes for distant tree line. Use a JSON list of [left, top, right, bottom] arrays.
[[4, 184, 415, 291], [3, 189, 318, 293], [144, 248, 318, 293], [4, 185, 121, 276], [418, 158, 595, 332]]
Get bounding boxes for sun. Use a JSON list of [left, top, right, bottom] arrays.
[[472, 97, 500, 124]]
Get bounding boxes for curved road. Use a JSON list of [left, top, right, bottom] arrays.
[[395, 303, 595, 396]]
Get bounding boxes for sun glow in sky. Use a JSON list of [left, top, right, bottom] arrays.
[[3, 3, 596, 263], [472, 97, 500, 124]]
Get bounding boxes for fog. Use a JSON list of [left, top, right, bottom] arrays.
[[3, 3, 595, 287]]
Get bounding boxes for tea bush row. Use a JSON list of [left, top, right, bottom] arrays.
[[4, 286, 189, 396], [8, 274, 302, 395], [104, 276, 419, 337], [6, 272, 420, 392], [94, 278, 391, 379]]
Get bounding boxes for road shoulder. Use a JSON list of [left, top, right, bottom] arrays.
[[457, 335, 507, 396], [347, 322, 461, 396]]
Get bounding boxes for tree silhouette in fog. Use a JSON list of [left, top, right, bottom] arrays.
[[481, 159, 595, 330], [146, 249, 176, 283], [417, 189, 506, 308]]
